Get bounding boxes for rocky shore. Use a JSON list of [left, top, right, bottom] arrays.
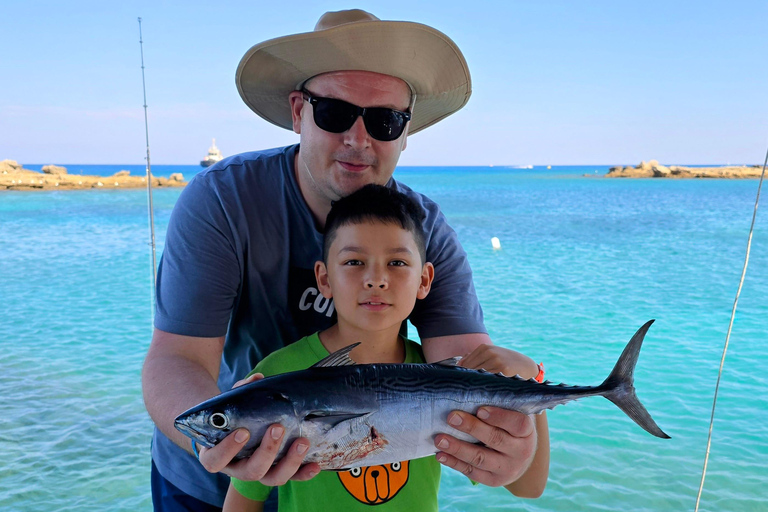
[[605, 160, 763, 178], [0, 160, 187, 191]]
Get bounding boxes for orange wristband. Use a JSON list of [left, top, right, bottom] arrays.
[[535, 362, 545, 383]]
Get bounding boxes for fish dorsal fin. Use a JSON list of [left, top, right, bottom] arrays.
[[434, 356, 462, 367], [311, 343, 361, 368]]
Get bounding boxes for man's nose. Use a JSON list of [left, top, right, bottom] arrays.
[[343, 116, 371, 148]]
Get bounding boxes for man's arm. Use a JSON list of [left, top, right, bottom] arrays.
[[142, 329, 226, 451], [142, 328, 319, 484], [421, 333, 550, 498]]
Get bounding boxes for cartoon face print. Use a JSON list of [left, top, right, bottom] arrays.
[[338, 461, 410, 505]]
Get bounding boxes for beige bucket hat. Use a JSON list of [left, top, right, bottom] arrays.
[[235, 9, 471, 135]]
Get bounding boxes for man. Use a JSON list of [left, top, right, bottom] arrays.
[[142, 9, 549, 511]]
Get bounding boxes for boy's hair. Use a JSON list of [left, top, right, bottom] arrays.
[[323, 184, 427, 264]]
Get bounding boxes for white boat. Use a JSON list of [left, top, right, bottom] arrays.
[[200, 139, 224, 167]]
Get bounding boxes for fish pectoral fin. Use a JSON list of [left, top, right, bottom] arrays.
[[311, 343, 361, 368], [304, 410, 369, 429]]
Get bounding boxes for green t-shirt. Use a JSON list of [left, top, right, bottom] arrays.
[[231, 332, 441, 511]]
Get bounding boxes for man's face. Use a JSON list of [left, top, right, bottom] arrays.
[[289, 71, 411, 216]]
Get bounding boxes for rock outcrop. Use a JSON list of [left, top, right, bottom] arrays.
[[42, 164, 68, 175], [606, 161, 762, 178], [0, 160, 187, 191]]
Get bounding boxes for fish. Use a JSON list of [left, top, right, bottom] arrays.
[[174, 319, 669, 470]]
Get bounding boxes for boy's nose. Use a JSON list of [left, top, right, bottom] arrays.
[[365, 275, 387, 289]]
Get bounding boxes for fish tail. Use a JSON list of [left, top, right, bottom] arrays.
[[599, 320, 670, 439]]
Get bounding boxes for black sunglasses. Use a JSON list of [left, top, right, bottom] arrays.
[[301, 89, 412, 142]]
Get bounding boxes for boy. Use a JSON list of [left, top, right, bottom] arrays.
[[223, 185, 548, 511]]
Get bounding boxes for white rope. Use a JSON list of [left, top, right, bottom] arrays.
[[694, 147, 767, 511]]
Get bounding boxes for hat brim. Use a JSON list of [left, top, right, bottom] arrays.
[[236, 20, 471, 135]]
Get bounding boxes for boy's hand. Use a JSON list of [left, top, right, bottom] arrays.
[[197, 373, 321, 486], [434, 344, 540, 488], [434, 408, 537, 487]]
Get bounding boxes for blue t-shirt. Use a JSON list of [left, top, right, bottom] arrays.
[[152, 144, 485, 506]]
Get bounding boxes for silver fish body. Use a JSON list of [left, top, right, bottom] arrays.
[[175, 320, 669, 470]]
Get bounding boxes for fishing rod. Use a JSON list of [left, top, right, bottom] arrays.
[[138, 17, 158, 318], [693, 143, 767, 512]]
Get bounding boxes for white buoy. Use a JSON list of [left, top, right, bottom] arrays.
[[491, 237, 501, 250]]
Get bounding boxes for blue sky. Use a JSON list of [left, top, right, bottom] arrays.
[[2, 1, 766, 165]]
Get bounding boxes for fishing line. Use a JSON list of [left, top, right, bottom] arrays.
[[694, 145, 767, 512], [138, 17, 158, 321]]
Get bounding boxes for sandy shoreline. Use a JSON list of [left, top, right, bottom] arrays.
[[604, 160, 763, 178], [1, 160, 187, 191]]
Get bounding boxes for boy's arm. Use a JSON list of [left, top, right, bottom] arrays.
[[422, 334, 550, 497], [223, 482, 265, 512]]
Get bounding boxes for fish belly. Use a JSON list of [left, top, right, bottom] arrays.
[[305, 395, 512, 469]]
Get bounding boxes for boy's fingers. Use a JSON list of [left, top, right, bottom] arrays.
[[475, 407, 536, 438], [290, 462, 322, 482], [258, 437, 314, 487], [434, 451, 500, 486], [225, 425, 287, 482], [433, 408, 537, 487], [199, 428, 252, 474]]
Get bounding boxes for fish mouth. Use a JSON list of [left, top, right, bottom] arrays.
[[174, 418, 214, 448]]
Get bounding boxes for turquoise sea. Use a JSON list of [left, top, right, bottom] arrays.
[[2, 165, 766, 511]]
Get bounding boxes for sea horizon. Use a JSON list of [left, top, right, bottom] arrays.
[[14, 162, 764, 182]]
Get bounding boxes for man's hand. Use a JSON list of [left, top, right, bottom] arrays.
[[197, 373, 321, 486]]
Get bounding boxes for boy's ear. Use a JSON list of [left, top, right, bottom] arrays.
[[417, 262, 434, 300], [315, 261, 333, 298]]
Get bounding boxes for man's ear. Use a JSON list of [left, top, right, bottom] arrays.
[[417, 262, 434, 300], [315, 260, 333, 298], [289, 91, 304, 134]]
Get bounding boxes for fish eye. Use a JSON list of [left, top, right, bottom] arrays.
[[390, 462, 401, 471], [349, 467, 362, 477], [209, 412, 229, 430]]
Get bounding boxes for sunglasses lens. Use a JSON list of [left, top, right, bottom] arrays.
[[308, 94, 408, 142], [363, 108, 407, 142], [312, 97, 358, 133]]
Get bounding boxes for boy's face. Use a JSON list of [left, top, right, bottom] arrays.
[[315, 221, 433, 335]]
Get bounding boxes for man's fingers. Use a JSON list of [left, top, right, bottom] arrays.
[[232, 373, 264, 389], [199, 428, 252, 474], [457, 345, 490, 370], [458, 345, 537, 378]]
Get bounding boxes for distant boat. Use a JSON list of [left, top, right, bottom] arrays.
[[200, 139, 224, 167]]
